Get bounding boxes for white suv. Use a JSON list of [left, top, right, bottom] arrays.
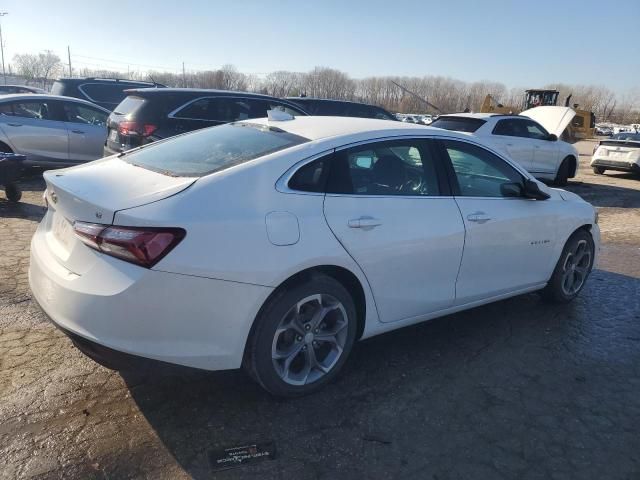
[[431, 107, 579, 185]]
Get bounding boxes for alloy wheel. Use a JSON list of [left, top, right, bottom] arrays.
[[271, 294, 349, 386], [561, 239, 592, 296]]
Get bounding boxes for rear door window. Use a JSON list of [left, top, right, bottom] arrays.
[[123, 122, 309, 177], [430, 116, 486, 133]]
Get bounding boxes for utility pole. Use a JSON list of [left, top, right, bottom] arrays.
[[67, 46, 72, 77], [182, 62, 186, 87], [0, 12, 8, 85]]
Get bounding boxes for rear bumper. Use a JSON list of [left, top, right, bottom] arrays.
[[590, 157, 640, 173], [29, 220, 273, 371]]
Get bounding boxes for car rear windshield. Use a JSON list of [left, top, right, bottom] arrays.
[[430, 116, 486, 133], [123, 123, 309, 177], [113, 96, 146, 115]]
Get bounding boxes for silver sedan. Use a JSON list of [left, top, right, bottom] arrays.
[[0, 94, 109, 167]]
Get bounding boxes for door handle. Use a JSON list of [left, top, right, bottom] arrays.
[[467, 211, 491, 224], [348, 216, 382, 230], [7, 123, 22, 127], [71, 130, 85, 134], [506, 143, 513, 146]]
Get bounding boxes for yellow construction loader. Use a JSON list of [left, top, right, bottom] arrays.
[[480, 89, 595, 140]]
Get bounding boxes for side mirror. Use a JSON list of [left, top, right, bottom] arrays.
[[500, 182, 524, 198], [523, 179, 550, 200], [547, 133, 558, 141]]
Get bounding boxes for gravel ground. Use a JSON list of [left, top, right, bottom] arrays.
[[1, 140, 639, 480]]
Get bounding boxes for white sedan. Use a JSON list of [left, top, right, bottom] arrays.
[[29, 115, 599, 396], [430, 107, 580, 186]]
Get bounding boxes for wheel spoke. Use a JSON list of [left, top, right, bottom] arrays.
[[564, 271, 575, 291], [314, 332, 339, 347], [273, 340, 303, 360], [281, 343, 305, 381]]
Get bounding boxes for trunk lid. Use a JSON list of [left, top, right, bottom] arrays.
[[42, 158, 196, 274], [44, 157, 196, 224], [520, 106, 576, 137]]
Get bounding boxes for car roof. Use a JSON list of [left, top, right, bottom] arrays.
[[0, 94, 111, 111], [440, 112, 500, 119], [245, 115, 452, 141], [286, 97, 385, 108], [54, 77, 159, 86], [125, 88, 288, 100]]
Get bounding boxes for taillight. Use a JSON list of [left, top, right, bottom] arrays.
[[117, 121, 158, 138], [73, 222, 185, 268]]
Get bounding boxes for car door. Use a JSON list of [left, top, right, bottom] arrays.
[[323, 138, 465, 323], [520, 118, 559, 176], [490, 118, 535, 171], [439, 139, 559, 304], [0, 99, 69, 162], [61, 101, 109, 162]]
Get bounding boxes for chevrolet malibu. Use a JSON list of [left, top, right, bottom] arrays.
[[29, 114, 600, 396]]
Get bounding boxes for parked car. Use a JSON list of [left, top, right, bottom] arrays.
[[50, 78, 165, 111], [430, 107, 580, 185], [594, 126, 613, 136], [0, 85, 47, 95], [30, 115, 599, 397], [591, 132, 640, 175], [285, 97, 396, 120], [0, 94, 110, 166], [104, 88, 308, 155]]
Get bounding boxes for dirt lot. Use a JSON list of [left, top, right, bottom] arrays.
[[1, 140, 639, 480]]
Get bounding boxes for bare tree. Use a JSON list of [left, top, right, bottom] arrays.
[[13, 50, 62, 87]]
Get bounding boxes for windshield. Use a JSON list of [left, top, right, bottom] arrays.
[[430, 116, 486, 133], [123, 122, 309, 177]]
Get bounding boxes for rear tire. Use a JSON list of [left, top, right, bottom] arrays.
[[4, 184, 21, 202], [592, 166, 606, 175], [245, 274, 357, 397], [554, 157, 571, 186], [541, 230, 594, 303]]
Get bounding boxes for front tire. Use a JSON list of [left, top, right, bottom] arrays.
[[592, 166, 606, 175], [554, 157, 571, 186], [542, 230, 595, 303], [245, 274, 357, 397]]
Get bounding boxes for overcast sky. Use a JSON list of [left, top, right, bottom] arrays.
[[3, 0, 639, 93]]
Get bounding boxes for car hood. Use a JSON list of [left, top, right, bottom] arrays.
[[520, 106, 576, 137]]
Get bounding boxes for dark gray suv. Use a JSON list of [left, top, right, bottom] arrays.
[[50, 78, 165, 111]]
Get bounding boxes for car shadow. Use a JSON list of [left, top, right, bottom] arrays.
[[0, 197, 46, 220], [121, 268, 640, 479], [564, 178, 640, 208]]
